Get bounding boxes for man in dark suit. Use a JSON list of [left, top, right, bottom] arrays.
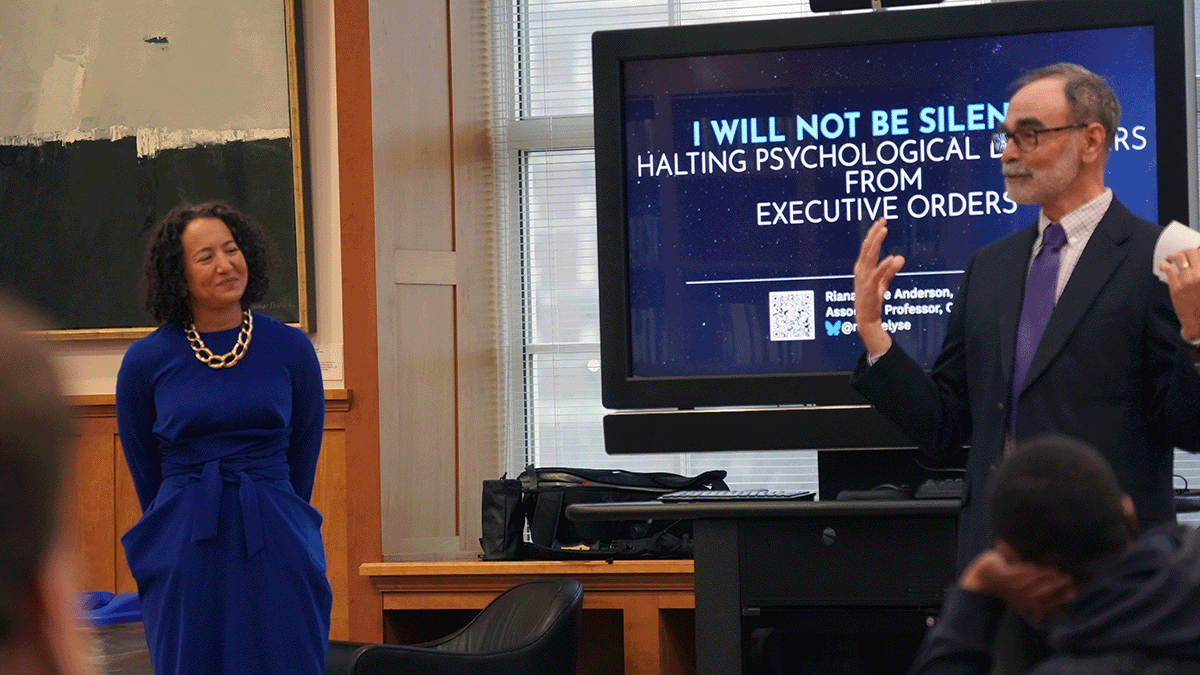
[[850, 62, 1200, 573]]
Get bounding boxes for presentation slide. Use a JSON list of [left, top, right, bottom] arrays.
[[624, 25, 1157, 378]]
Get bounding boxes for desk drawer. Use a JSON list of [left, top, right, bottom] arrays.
[[738, 515, 955, 607]]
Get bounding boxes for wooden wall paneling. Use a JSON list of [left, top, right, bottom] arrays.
[[334, 0, 384, 641], [68, 415, 117, 593], [382, 284, 459, 555], [313, 392, 350, 639], [449, 0, 501, 556], [311, 414, 349, 639], [113, 445, 140, 594], [368, 0, 460, 561]]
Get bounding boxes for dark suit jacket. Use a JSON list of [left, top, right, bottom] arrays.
[[851, 198, 1200, 570]]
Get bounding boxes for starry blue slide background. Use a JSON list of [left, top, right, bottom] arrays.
[[623, 25, 1156, 378]]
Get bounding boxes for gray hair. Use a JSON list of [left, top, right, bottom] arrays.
[[1012, 63, 1121, 150]]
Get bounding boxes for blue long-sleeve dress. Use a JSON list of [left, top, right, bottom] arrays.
[[116, 311, 332, 675]]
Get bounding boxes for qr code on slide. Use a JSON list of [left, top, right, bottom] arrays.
[[769, 290, 816, 341]]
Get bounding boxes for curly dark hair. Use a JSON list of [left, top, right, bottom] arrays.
[[140, 200, 272, 325]]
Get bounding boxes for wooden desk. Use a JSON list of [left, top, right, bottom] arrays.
[[361, 560, 695, 675]]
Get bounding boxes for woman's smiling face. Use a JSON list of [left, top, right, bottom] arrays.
[[181, 216, 247, 318]]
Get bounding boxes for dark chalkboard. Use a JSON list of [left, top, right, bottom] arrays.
[[0, 137, 312, 335]]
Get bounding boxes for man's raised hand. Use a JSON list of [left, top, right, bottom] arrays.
[[853, 217, 906, 358]]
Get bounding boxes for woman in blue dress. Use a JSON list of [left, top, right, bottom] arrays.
[[116, 201, 331, 675]]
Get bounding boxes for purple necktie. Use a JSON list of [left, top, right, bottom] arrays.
[[1010, 222, 1066, 434]]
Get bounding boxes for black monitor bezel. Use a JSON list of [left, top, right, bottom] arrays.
[[594, 0, 1197, 412]]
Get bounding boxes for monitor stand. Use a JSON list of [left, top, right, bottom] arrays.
[[818, 447, 963, 501]]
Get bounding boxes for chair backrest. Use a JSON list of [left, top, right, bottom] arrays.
[[326, 640, 370, 675], [433, 577, 582, 654], [347, 578, 583, 675]]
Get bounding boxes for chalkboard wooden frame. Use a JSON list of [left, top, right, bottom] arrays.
[[1, 0, 315, 340]]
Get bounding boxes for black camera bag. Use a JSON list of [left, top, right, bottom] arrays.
[[518, 465, 727, 559]]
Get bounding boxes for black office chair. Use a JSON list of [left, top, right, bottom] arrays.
[[327, 577, 583, 675], [326, 639, 366, 675]]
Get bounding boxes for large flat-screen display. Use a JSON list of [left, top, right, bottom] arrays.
[[595, 0, 1196, 433]]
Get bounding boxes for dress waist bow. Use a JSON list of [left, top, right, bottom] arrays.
[[161, 432, 290, 558]]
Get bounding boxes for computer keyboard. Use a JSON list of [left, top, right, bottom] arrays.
[[914, 477, 965, 499], [658, 489, 816, 502]]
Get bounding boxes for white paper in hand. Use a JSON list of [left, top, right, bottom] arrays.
[[1153, 221, 1200, 283]]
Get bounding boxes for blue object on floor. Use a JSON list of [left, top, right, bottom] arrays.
[[82, 591, 142, 626]]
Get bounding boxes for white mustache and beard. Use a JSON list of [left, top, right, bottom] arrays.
[[1002, 135, 1082, 206]]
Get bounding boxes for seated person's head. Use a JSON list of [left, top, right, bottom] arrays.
[[989, 434, 1137, 584], [0, 296, 86, 675]]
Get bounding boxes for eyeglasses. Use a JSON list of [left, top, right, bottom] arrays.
[[990, 122, 1088, 154]]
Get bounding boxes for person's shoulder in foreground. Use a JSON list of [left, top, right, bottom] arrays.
[[0, 293, 90, 675], [1031, 522, 1200, 675], [912, 434, 1200, 675]]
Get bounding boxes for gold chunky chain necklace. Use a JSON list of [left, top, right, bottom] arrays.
[[185, 310, 253, 369]]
